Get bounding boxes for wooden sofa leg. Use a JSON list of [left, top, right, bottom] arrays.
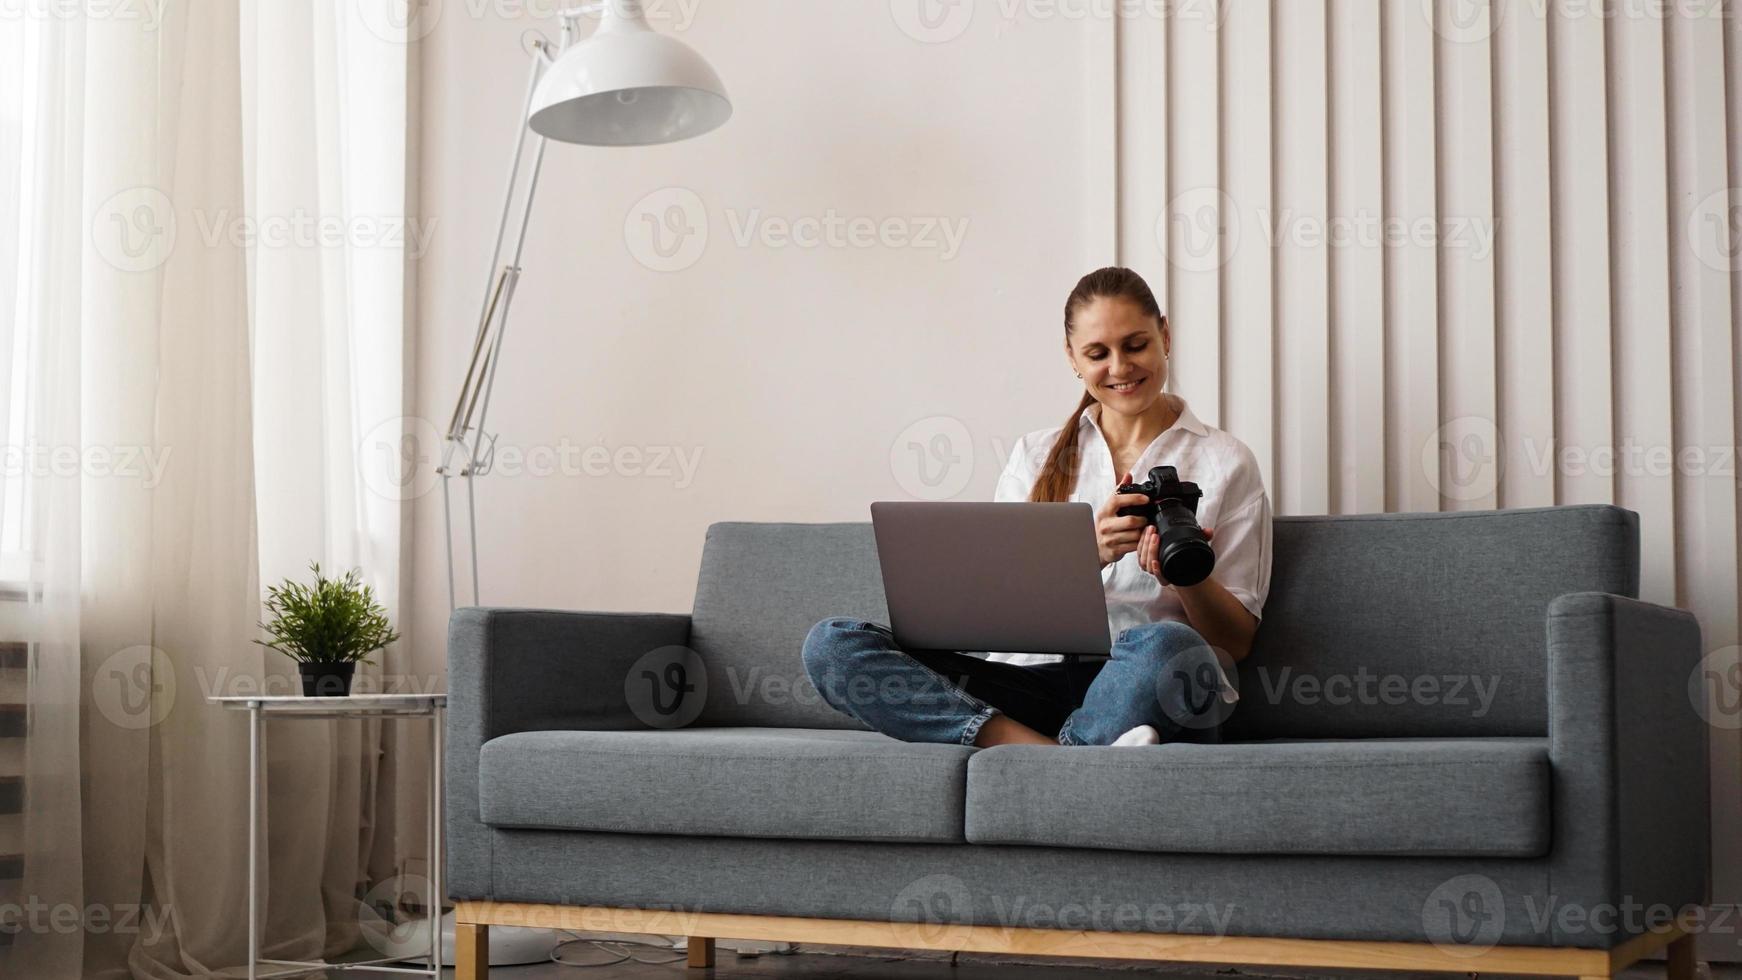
[[686, 936, 716, 969], [455, 922, 489, 980], [1667, 932, 1697, 980]]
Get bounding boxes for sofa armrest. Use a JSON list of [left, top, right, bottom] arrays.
[[1546, 591, 1708, 946], [445, 607, 693, 900]]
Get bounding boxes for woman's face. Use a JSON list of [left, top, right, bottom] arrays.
[[1066, 296, 1169, 415]]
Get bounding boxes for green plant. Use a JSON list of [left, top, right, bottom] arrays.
[[256, 563, 400, 665]]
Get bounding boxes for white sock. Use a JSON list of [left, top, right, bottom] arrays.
[[1111, 724, 1160, 747]]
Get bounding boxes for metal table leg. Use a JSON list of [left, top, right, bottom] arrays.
[[219, 696, 447, 977], [249, 700, 262, 980], [429, 706, 444, 977]]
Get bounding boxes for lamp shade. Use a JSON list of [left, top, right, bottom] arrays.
[[528, 1, 731, 146]]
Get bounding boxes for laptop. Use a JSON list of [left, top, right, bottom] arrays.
[[868, 501, 1112, 656]]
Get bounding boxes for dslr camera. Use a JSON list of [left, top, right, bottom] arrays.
[[1115, 465, 1216, 587]]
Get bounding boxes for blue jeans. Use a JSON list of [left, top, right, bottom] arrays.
[[800, 618, 1231, 746]]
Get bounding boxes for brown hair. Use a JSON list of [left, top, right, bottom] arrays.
[[1027, 267, 1167, 503]]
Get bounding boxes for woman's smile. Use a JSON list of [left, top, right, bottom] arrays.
[[1105, 376, 1146, 394]]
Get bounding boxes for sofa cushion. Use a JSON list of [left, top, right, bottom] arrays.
[[478, 727, 969, 843], [965, 737, 1550, 857]]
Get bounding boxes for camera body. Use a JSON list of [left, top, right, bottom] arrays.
[[1115, 465, 1216, 587]]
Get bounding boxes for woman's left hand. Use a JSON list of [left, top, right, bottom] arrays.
[[1138, 524, 1213, 586]]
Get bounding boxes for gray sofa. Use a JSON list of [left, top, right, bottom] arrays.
[[445, 504, 1710, 977]]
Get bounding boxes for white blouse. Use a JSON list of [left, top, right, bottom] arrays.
[[987, 393, 1273, 681]]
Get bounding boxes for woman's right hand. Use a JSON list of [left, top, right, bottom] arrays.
[[1096, 471, 1153, 567]]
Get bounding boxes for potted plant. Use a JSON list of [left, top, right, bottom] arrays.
[[257, 563, 400, 697]]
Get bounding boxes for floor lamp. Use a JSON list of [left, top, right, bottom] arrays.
[[426, 0, 730, 966], [439, 0, 731, 612]]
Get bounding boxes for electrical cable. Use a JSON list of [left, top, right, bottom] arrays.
[[550, 932, 690, 969]]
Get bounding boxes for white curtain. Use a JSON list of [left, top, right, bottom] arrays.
[[0, 2, 411, 978], [241, 0, 416, 964]]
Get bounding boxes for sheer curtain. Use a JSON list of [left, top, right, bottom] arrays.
[[242, 0, 415, 965], [0, 3, 411, 978]]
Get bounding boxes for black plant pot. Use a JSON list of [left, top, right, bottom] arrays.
[[299, 661, 356, 697]]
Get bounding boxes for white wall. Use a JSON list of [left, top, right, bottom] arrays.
[[411, 2, 1113, 681], [415, 0, 1740, 931]]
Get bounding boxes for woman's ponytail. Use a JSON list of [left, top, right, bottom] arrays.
[[1028, 391, 1095, 503]]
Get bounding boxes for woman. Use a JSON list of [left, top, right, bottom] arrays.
[[803, 267, 1273, 747]]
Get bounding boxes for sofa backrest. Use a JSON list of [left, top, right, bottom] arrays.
[[1223, 504, 1637, 739], [691, 522, 884, 729], [689, 505, 1639, 738]]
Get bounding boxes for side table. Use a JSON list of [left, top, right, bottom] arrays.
[[209, 694, 446, 979]]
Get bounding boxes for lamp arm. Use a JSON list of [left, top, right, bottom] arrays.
[[439, 23, 572, 610]]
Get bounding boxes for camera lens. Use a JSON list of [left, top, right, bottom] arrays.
[[1160, 536, 1215, 587]]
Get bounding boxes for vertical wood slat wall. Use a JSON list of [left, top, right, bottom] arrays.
[[1114, 0, 1741, 909]]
